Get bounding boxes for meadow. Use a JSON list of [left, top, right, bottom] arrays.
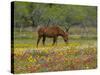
[[12, 27, 97, 74]]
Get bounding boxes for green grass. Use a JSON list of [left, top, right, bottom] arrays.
[[12, 28, 97, 74]]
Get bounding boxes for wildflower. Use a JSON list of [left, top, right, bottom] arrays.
[[28, 56, 37, 63]]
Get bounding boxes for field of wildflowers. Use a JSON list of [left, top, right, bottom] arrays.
[[12, 33, 97, 73]]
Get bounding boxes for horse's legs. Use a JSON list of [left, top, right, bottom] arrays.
[[37, 36, 42, 47], [52, 37, 57, 46], [55, 37, 57, 45], [42, 36, 46, 46]]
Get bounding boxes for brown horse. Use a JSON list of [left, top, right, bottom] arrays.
[[37, 26, 70, 47]]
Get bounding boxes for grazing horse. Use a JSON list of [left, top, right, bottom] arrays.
[[37, 26, 70, 47]]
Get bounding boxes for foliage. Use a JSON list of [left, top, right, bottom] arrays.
[[14, 1, 97, 28]]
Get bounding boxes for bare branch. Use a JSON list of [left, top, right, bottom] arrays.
[[64, 24, 71, 32]]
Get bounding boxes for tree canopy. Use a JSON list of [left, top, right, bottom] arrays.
[[14, 1, 97, 28]]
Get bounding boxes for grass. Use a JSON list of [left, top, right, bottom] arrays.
[[12, 28, 97, 74]]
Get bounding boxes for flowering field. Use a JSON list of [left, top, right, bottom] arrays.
[[12, 32, 97, 73]]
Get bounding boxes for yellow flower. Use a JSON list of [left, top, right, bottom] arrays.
[[28, 56, 37, 63]]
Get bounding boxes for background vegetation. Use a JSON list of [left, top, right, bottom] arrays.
[[14, 1, 97, 35]]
